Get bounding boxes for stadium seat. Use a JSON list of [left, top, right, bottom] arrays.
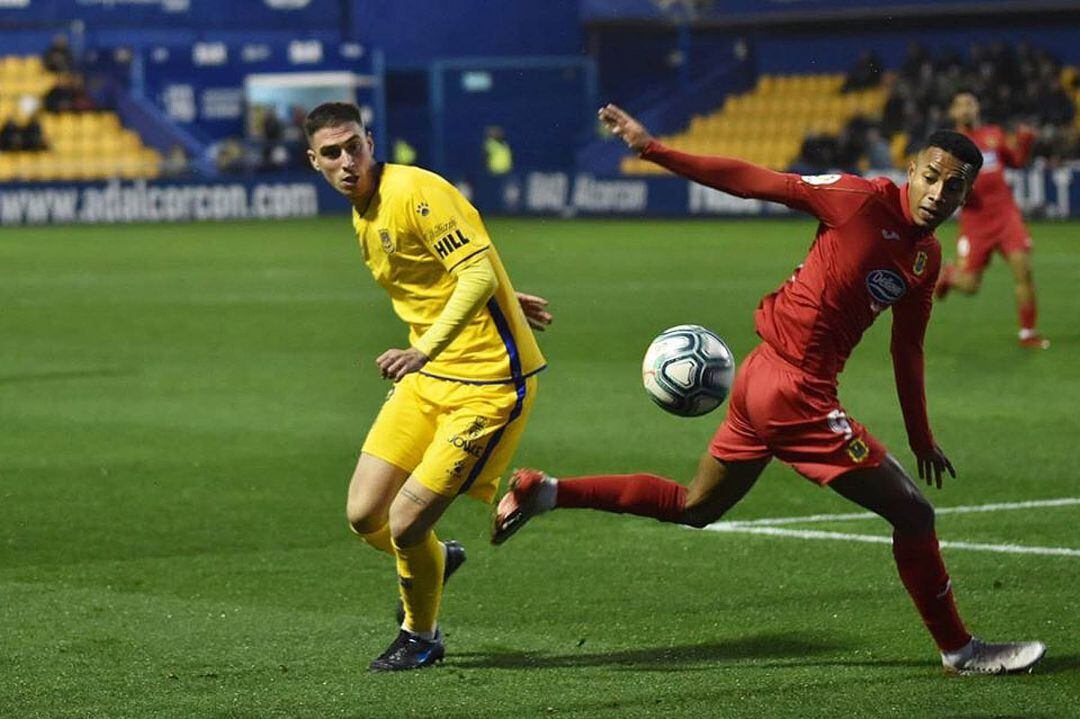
[[0, 52, 162, 182], [621, 72, 886, 174]]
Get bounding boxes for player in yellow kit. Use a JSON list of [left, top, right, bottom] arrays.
[[305, 103, 549, 671]]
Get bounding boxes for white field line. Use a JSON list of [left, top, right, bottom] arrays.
[[704, 497, 1080, 558], [715, 497, 1080, 528]]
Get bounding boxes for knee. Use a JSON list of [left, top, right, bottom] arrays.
[[346, 499, 387, 536], [896, 493, 935, 535], [388, 504, 430, 548]]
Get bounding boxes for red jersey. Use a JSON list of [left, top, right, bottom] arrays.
[[640, 141, 940, 451], [959, 124, 1033, 239]]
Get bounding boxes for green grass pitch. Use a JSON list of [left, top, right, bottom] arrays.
[[2, 216, 1078, 718]]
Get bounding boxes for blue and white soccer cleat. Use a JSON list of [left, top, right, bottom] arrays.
[[368, 628, 445, 672], [942, 637, 1047, 675]]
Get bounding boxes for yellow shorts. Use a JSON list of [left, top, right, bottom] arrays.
[[361, 372, 539, 503]]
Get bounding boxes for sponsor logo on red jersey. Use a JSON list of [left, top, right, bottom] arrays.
[[865, 269, 907, 305]]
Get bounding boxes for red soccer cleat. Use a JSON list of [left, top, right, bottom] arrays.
[[491, 468, 555, 546], [1018, 334, 1050, 350]]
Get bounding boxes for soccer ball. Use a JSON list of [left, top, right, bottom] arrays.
[[642, 324, 736, 417]]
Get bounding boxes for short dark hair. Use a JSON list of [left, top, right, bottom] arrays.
[[304, 102, 364, 140], [924, 129, 983, 173]]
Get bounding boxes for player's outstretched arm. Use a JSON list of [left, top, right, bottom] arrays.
[[891, 294, 956, 489], [516, 292, 553, 332], [599, 103, 798, 205]]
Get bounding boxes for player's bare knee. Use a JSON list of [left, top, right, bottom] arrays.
[[346, 503, 387, 536]]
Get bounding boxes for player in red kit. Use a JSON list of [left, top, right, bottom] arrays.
[[935, 91, 1048, 349], [493, 104, 1046, 675]]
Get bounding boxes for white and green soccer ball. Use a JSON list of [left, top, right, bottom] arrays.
[[642, 324, 735, 417]]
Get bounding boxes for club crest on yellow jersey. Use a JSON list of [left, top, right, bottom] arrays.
[[378, 229, 396, 254]]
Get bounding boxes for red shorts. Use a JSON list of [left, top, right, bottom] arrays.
[[709, 343, 886, 485], [957, 214, 1032, 274]]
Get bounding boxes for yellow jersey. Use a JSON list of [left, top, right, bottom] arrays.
[[352, 163, 545, 384]]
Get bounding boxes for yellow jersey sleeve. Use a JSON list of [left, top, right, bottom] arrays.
[[404, 176, 492, 273]]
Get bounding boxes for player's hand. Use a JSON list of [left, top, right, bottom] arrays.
[[1015, 122, 1037, 139], [914, 444, 956, 490], [376, 347, 428, 381], [598, 103, 653, 154], [516, 292, 553, 331]]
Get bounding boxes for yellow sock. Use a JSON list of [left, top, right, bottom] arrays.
[[393, 531, 445, 634], [356, 523, 394, 556]]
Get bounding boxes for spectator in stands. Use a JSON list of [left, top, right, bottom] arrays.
[[0, 118, 20, 152], [483, 126, 513, 175], [0, 112, 47, 153], [841, 50, 883, 93], [162, 145, 189, 178], [1038, 78, 1076, 128], [864, 126, 894, 169], [835, 115, 872, 171], [43, 34, 75, 75], [43, 82, 70, 113], [21, 113, 46, 152], [878, 41, 1078, 163], [793, 128, 839, 173], [215, 138, 247, 174], [258, 109, 290, 171], [899, 41, 930, 83]]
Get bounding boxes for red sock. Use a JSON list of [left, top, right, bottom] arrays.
[[1019, 301, 1037, 332], [556, 474, 687, 523], [892, 531, 971, 652]]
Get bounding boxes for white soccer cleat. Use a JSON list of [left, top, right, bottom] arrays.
[[942, 637, 1047, 675]]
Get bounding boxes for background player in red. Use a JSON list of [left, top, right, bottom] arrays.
[[493, 103, 1046, 675], [935, 91, 1048, 349]]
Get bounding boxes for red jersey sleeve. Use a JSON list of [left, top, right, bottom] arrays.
[[640, 141, 874, 226], [889, 262, 939, 453], [999, 127, 1035, 168]]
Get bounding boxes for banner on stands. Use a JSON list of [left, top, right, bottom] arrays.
[[2, 166, 1078, 226], [0, 176, 341, 226], [472, 166, 1080, 219]]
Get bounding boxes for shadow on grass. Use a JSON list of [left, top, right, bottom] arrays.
[[1033, 651, 1080, 674], [449, 632, 855, 672], [943, 715, 1057, 719], [0, 368, 132, 385]]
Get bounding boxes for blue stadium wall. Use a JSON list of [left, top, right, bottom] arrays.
[[3, 168, 1079, 225]]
